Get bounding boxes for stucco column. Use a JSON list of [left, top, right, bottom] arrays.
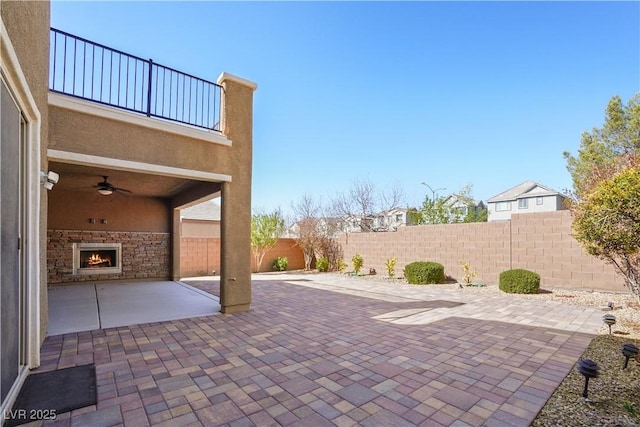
[[217, 73, 257, 313], [172, 208, 181, 280]]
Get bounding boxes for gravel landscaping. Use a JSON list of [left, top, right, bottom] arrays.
[[501, 285, 640, 426]]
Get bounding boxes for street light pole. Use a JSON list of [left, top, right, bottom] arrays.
[[420, 182, 446, 200]]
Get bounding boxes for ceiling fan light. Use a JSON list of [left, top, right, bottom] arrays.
[[98, 188, 113, 196]]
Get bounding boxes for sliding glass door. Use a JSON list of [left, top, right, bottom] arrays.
[[1, 78, 27, 404]]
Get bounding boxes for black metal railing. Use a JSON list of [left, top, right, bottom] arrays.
[[49, 28, 222, 131]]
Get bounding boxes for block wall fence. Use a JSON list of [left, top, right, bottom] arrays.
[[179, 211, 625, 293], [181, 237, 304, 277], [337, 211, 625, 293]]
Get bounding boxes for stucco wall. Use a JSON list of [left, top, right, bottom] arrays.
[[1, 0, 51, 341], [217, 75, 256, 313], [47, 190, 171, 283], [49, 189, 171, 232], [182, 219, 221, 238], [338, 211, 624, 293], [48, 72, 257, 313], [180, 237, 304, 277], [48, 105, 238, 177]]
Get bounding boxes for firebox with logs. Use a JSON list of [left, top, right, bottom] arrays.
[[73, 243, 122, 275]]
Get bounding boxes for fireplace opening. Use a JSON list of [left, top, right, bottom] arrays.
[[80, 250, 117, 269], [73, 242, 122, 275]]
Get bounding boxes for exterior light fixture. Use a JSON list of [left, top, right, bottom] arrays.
[[602, 314, 616, 335], [40, 170, 59, 190], [621, 343, 638, 369], [577, 359, 599, 400]]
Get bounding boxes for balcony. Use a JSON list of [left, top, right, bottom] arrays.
[[49, 28, 221, 131]]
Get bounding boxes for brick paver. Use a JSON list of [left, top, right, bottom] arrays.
[[31, 274, 601, 426]]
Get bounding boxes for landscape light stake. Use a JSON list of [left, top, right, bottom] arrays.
[[621, 343, 639, 369], [577, 359, 599, 400], [602, 314, 616, 335]]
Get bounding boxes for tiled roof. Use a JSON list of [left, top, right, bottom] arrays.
[[487, 181, 562, 203], [181, 200, 221, 220]]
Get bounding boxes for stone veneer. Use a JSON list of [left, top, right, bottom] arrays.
[[48, 230, 170, 284]]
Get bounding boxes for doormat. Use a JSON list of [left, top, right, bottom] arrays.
[[4, 364, 97, 427]]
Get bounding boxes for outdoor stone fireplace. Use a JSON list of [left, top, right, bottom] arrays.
[[73, 242, 122, 275], [47, 230, 170, 284]]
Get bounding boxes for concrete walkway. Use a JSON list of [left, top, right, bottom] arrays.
[[35, 274, 602, 426]]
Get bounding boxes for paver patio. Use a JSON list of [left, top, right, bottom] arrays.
[[29, 274, 602, 426]]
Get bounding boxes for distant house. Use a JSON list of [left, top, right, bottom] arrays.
[[180, 199, 221, 238], [284, 217, 346, 238], [290, 208, 412, 235], [372, 207, 410, 231], [487, 181, 568, 221], [442, 195, 486, 222]]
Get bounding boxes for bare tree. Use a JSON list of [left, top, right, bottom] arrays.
[[330, 178, 405, 232], [380, 181, 406, 212], [330, 179, 376, 232], [291, 194, 323, 270]]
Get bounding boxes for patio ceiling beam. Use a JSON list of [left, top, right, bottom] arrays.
[[47, 149, 232, 182]]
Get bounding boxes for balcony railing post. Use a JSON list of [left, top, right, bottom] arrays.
[[146, 58, 153, 117]]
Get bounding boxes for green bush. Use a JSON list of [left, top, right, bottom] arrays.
[[499, 269, 540, 294], [385, 257, 397, 278], [316, 257, 329, 272], [352, 253, 364, 275], [272, 256, 288, 271], [404, 261, 445, 284]]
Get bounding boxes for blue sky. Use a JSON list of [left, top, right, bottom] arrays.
[[51, 1, 640, 214]]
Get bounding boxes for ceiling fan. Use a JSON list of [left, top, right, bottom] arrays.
[[95, 176, 132, 196]]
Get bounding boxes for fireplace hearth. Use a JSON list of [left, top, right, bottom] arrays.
[[73, 243, 122, 275]]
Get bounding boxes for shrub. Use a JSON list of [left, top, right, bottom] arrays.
[[317, 237, 344, 272], [272, 256, 288, 271], [499, 269, 540, 294], [352, 254, 364, 275], [460, 261, 477, 285], [337, 259, 347, 273], [404, 261, 445, 284], [316, 257, 329, 272], [385, 257, 397, 278]]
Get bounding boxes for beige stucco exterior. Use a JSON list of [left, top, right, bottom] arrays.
[[217, 74, 256, 313], [1, 0, 50, 342], [1, 0, 256, 412], [1, 0, 50, 413], [47, 56, 256, 315], [182, 219, 221, 238]]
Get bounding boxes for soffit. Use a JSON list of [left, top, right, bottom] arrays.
[[49, 161, 199, 198]]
